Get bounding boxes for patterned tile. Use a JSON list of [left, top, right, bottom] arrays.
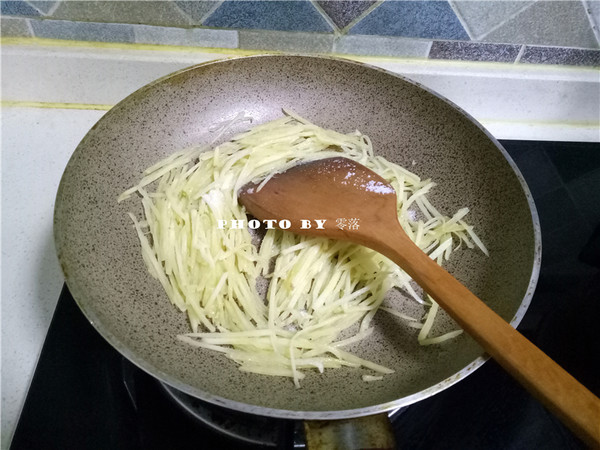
[[134, 24, 238, 48], [0, 16, 32, 37], [30, 19, 135, 43], [317, 0, 376, 30], [482, 0, 599, 48], [429, 41, 521, 62], [238, 29, 334, 53], [204, 0, 333, 32], [349, 0, 469, 40], [175, 1, 220, 24], [450, 1, 533, 40], [520, 46, 600, 67], [0, 1, 41, 16], [335, 34, 431, 58], [546, 142, 600, 183], [49, 1, 192, 27]]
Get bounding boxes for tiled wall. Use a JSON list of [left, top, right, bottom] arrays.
[[1, 0, 600, 67]]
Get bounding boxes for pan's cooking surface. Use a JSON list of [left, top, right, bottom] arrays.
[[54, 55, 539, 417], [15, 272, 597, 448]]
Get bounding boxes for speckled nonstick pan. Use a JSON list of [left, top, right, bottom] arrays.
[[54, 55, 540, 429]]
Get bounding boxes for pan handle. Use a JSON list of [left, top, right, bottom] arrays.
[[304, 413, 396, 449]]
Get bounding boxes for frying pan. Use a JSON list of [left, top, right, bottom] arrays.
[[54, 55, 540, 440]]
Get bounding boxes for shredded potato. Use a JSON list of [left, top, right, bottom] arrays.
[[120, 111, 487, 387]]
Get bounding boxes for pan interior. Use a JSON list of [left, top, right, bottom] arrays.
[[54, 55, 538, 418]]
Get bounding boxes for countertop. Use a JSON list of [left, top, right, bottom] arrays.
[[1, 40, 599, 448]]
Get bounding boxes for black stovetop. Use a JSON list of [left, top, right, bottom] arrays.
[[11, 140, 600, 449]]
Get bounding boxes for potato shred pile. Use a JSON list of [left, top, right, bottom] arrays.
[[120, 111, 487, 387]]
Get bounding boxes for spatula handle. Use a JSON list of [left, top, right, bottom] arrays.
[[372, 225, 600, 448]]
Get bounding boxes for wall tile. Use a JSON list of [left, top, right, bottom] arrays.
[[204, 0, 333, 32], [134, 24, 238, 48], [450, 1, 533, 40], [335, 34, 431, 58], [27, 1, 59, 15], [429, 41, 521, 62], [520, 46, 600, 66], [175, 1, 220, 25], [0, 1, 41, 16], [238, 29, 334, 53], [349, 0, 469, 40], [30, 19, 135, 43], [2, 0, 598, 68], [49, 1, 192, 27], [482, 0, 599, 48], [317, 0, 376, 30], [0, 16, 32, 37]]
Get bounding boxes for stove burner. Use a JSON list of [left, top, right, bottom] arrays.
[[158, 380, 405, 449], [160, 382, 302, 448]]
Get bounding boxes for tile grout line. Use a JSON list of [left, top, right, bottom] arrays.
[[21, 0, 62, 16], [309, 0, 342, 53], [515, 44, 527, 64], [167, 1, 197, 27], [46, 0, 61, 17], [198, 1, 225, 26], [477, 1, 537, 42], [581, 0, 600, 46], [331, 33, 340, 54], [448, 1, 476, 41], [25, 17, 35, 37], [24, 0, 46, 16], [424, 40, 434, 59], [340, 1, 384, 35], [309, 0, 340, 38]]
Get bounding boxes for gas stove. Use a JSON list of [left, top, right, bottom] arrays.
[[11, 140, 599, 449]]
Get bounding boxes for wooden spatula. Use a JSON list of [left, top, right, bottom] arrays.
[[239, 156, 600, 447]]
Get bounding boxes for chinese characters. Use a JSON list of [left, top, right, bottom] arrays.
[[336, 218, 360, 230]]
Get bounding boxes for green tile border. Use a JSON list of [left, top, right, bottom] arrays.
[[134, 24, 238, 49], [334, 34, 431, 58], [238, 29, 334, 53], [30, 18, 135, 43], [1, 17, 33, 38]]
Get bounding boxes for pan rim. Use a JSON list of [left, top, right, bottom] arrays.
[[55, 53, 542, 420]]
